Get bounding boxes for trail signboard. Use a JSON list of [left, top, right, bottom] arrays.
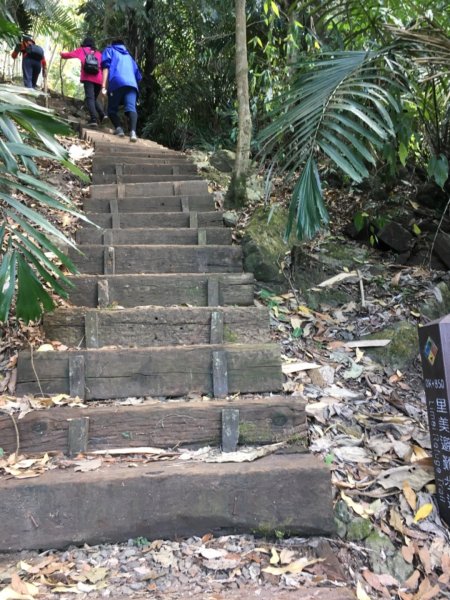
[[419, 316, 450, 527]]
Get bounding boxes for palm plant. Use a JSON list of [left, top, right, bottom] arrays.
[[259, 50, 401, 239], [0, 84, 90, 322]]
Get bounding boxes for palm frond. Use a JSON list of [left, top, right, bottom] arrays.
[[259, 50, 401, 240], [0, 83, 90, 322]]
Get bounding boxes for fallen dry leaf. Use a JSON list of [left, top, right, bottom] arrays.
[[262, 556, 323, 575], [413, 503, 433, 523]]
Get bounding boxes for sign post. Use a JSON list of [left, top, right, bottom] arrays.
[[419, 316, 450, 527]]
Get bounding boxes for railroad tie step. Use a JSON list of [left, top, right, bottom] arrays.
[[16, 343, 283, 400], [44, 305, 270, 348], [76, 227, 231, 246], [68, 244, 243, 275], [0, 396, 307, 454], [0, 453, 334, 551], [83, 211, 224, 229], [66, 273, 255, 308], [89, 179, 209, 199], [83, 195, 215, 213]]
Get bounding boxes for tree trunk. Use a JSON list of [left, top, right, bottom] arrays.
[[225, 0, 252, 209]]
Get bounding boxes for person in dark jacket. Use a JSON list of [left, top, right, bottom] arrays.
[[101, 39, 142, 142], [60, 36, 105, 127], [11, 35, 47, 89]]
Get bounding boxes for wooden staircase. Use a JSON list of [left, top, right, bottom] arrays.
[[2, 131, 334, 551]]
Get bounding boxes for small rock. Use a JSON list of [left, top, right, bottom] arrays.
[[346, 517, 373, 541], [309, 366, 335, 387], [334, 517, 347, 539], [334, 499, 352, 524], [377, 221, 413, 253], [223, 210, 238, 227], [129, 582, 145, 591], [210, 149, 235, 172]]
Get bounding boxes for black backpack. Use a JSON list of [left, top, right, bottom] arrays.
[[25, 44, 44, 61], [82, 48, 99, 75]]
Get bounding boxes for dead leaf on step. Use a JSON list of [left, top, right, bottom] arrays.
[[279, 548, 297, 565], [356, 580, 371, 600], [403, 480, 417, 510], [262, 556, 323, 575], [269, 547, 280, 565], [199, 548, 227, 560], [376, 465, 434, 491], [413, 503, 433, 523], [73, 458, 102, 472], [10, 574, 39, 598]]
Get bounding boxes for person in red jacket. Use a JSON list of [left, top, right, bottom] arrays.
[[60, 36, 105, 127], [11, 35, 47, 89]]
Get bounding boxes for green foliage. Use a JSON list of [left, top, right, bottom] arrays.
[[259, 50, 399, 240], [0, 84, 89, 322], [428, 154, 449, 189]]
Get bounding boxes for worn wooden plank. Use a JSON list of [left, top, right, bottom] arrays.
[[84, 195, 215, 213], [208, 276, 220, 306], [69, 354, 85, 399], [103, 246, 115, 274], [109, 198, 120, 229], [67, 417, 90, 457], [0, 454, 334, 551], [92, 173, 201, 185], [93, 162, 196, 176], [0, 397, 307, 454], [197, 228, 207, 246], [84, 311, 99, 348], [83, 211, 223, 229], [68, 273, 255, 308], [90, 180, 208, 199], [16, 343, 283, 399], [68, 245, 243, 275], [93, 147, 182, 160], [222, 408, 239, 452], [189, 211, 198, 229], [44, 306, 269, 348], [76, 228, 232, 246], [213, 350, 228, 397], [210, 310, 224, 344], [97, 279, 109, 307]]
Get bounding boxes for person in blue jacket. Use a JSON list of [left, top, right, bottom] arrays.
[[101, 39, 142, 142]]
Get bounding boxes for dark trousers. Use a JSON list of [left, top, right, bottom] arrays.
[[83, 81, 105, 123], [107, 86, 138, 131], [22, 57, 41, 88]]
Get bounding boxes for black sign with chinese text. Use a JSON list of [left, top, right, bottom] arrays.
[[418, 316, 450, 527]]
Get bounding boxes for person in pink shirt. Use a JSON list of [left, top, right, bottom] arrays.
[[60, 36, 106, 127]]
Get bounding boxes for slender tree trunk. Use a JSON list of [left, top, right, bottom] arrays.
[[226, 0, 252, 209]]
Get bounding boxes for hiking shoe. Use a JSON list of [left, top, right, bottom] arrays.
[[130, 130, 138, 143], [114, 127, 125, 137], [87, 121, 98, 128]]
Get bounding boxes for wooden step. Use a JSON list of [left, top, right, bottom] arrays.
[[76, 227, 231, 245], [84, 195, 215, 213], [16, 343, 282, 399], [69, 244, 243, 275], [93, 146, 184, 160], [0, 453, 334, 551], [67, 273, 255, 307], [0, 396, 306, 454], [90, 180, 209, 199], [92, 157, 197, 175], [83, 211, 223, 229], [44, 306, 269, 348], [92, 173, 202, 184]]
